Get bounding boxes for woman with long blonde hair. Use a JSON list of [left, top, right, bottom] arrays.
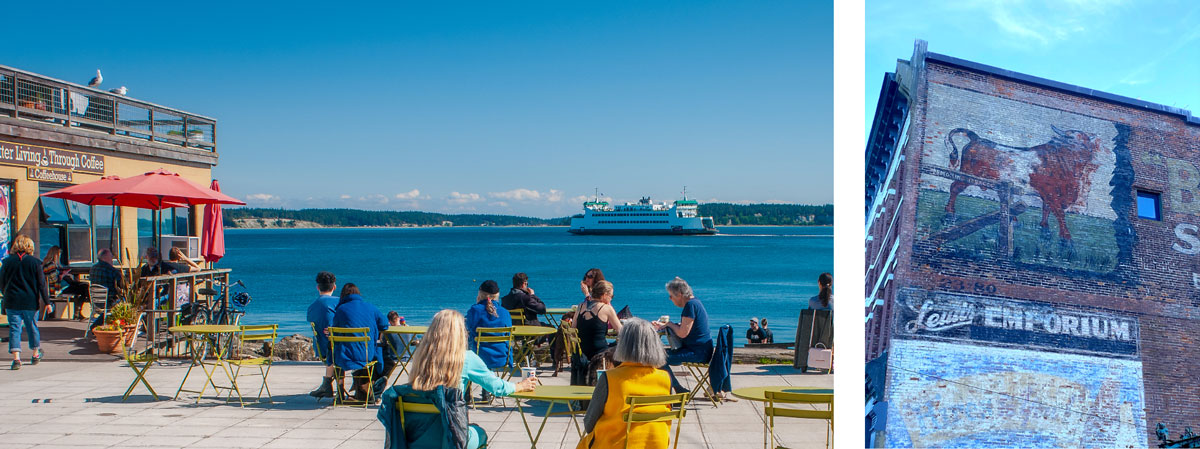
[[395, 309, 536, 448]]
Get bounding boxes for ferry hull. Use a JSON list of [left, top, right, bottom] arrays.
[[568, 228, 717, 235]]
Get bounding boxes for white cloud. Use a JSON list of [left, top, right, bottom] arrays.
[[339, 194, 352, 200], [488, 188, 568, 202], [447, 192, 484, 204], [488, 201, 509, 207], [395, 189, 421, 200], [569, 195, 589, 203], [244, 193, 279, 202]]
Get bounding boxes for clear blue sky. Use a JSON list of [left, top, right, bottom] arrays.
[[4, 1, 832, 218], [867, 0, 1200, 130]]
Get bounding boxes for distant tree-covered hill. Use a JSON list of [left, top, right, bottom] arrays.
[[698, 203, 832, 225], [224, 203, 832, 228]]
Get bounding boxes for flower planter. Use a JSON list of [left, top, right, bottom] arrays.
[[94, 328, 124, 354]]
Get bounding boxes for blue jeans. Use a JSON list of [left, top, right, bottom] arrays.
[[662, 343, 713, 393], [8, 310, 41, 354]]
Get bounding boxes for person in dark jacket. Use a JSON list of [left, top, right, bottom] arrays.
[[746, 317, 767, 344], [307, 271, 339, 398], [332, 283, 389, 402], [760, 318, 775, 344], [0, 235, 51, 370], [500, 272, 547, 325]]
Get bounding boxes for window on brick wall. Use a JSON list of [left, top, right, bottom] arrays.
[[1137, 190, 1161, 220]]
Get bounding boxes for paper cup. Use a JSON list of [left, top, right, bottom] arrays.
[[521, 367, 537, 379], [659, 315, 670, 323]]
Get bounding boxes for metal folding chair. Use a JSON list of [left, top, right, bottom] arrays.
[[508, 308, 525, 325], [681, 362, 718, 407], [83, 284, 109, 339], [329, 327, 377, 408], [764, 391, 833, 449], [225, 324, 278, 406], [122, 313, 159, 402], [623, 393, 688, 449], [470, 326, 514, 407]]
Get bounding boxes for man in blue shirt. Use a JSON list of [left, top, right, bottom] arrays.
[[652, 277, 715, 396], [332, 284, 389, 402], [306, 271, 339, 398]]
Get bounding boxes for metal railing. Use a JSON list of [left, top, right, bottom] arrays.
[[0, 65, 216, 152]]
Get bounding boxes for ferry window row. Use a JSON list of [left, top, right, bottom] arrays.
[[602, 213, 669, 216], [598, 220, 669, 224]]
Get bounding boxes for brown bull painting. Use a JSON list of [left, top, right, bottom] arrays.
[[944, 125, 1104, 242]]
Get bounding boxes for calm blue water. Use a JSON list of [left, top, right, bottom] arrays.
[[220, 226, 831, 346]]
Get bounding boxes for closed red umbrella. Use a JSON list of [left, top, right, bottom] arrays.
[[201, 180, 227, 264]]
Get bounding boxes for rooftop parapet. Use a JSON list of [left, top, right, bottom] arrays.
[[0, 64, 216, 153]]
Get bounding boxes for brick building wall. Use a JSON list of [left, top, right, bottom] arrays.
[[867, 42, 1200, 448]]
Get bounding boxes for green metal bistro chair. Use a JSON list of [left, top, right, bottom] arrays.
[[764, 391, 833, 449], [623, 393, 688, 449], [508, 308, 525, 325], [224, 324, 279, 406], [395, 391, 488, 448], [681, 362, 717, 407], [122, 312, 159, 402], [469, 326, 514, 407], [329, 327, 377, 408]]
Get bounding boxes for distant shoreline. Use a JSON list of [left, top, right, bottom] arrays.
[[227, 223, 833, 230]]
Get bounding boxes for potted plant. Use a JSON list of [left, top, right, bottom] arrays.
[[106, 301, 137, 347], [93, 323, 124, 353]]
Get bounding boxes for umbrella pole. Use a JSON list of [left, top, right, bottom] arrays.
[[110, 200, 117, 260]]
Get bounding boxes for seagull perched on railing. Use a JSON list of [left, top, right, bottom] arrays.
[[109, 86, 127, 95], [87, 69, 102, 87]]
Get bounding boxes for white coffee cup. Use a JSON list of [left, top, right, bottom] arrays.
[[659, 315, 670, 323]]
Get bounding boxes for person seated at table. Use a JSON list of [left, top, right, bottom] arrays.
[[746, 317, 767, 344], [578, 318, 671, 449], [138, 247, 176, 277], [570, 280, 622, 386], [380, 310, 407, 380], [85, 249, 125, 327], [465, 280, 512, 403], [168, 247, 202, 272], [332, 283, 390, 402], [43, 246, 90, 320], [579, 268, 605, 301], [379, 309, 537, 449], [760, 318, 775, 344], [307, 271, 339, 398], [501, 272, 547, 326], [651, 277, 717, 398]]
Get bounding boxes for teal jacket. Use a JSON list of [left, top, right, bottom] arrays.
[[379, 385, 473, 449]]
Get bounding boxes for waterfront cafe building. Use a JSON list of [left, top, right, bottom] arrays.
[[0, 64, 219, 267]]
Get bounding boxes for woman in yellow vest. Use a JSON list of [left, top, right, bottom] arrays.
[[577, 318, 671, 449]]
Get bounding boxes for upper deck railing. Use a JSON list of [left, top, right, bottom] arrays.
[[0, 65, 216, 152]]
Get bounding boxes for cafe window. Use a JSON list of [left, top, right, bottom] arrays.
[[39, 186, 114, 264], [138, 207, 191, 255]]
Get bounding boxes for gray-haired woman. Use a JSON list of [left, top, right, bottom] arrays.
[[651, 276, 713, 395], [577, 318, 672, 449]]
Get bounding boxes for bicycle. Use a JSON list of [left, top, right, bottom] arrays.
[[187, 280, 252, 326]]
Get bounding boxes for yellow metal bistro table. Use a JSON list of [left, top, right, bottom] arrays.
[[510, 385, 594, 448], [730, 386, 833, 402], [169, 324, 241, 402], [512, 325, 557, 369], [383, 325, 428, 385]]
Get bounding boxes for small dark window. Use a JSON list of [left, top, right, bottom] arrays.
[[1137, 190, 1161, 220]]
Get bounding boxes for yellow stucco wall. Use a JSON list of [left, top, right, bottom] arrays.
[[0, 150, 212, 266]]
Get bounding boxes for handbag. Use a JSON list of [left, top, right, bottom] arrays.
[[805, 312, 833, 371]]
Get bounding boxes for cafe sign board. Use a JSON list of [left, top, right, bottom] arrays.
[[27, 168, 73, 183], [0, 140, 104, 175]]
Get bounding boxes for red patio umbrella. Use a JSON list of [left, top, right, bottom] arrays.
[[41, 169, 244, 258], [201, 180, 227, 264]]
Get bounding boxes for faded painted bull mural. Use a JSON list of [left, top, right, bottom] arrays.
[[916, 84, 1135, 276]]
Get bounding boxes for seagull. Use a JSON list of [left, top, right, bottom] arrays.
[[87, 69, 102, 87], [109, 86, 127, 95]]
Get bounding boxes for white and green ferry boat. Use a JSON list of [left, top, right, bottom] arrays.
[[568, 195, 717, 235]]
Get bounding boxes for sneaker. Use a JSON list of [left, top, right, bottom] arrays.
[[30, 349, 43, 365], [10, 360, 20, 370]]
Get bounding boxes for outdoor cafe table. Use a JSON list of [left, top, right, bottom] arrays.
[[169, 324, 240, 402], [510, 385, 594, 448], [540, 307, 575, 327], [383, 325, 428, 385], [512, 325, 558, 369]]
